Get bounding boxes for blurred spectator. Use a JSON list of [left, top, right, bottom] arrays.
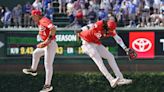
[[79, 0, 86, 10], [153, 0, 161, 13], [128, 1, 137, 27], [100, 0, 111, 14], [108, 9, 117, 23], [0, 0, 163, 28], [0, 6, 5, 20], [59, 0, 66, 13], [149, 0, 154, 8], [32, 0, 42, 11], [81, 1, 89, 22], [66, 9, 87, 28], [113, 1, 121, 15], [158, 10, 164, 26], [116, 9, 125, 27], [74, 0, 82, 10], [113, 1, 121, 23], [120, 0, 129, 26], [141, 1, 150, 27], [0, 6, 5, 27], [2, 7, 11, 28], [66, 1, 75, 23], [42, 0, 53, 13], [159, 7, 164, 26], [23, 2, 32, 27], [145, 0, 151, 8], [150, 9, 164, 27], [72, 0, 86, 26], [12, 4, 22, 28], [88, 8, 97, 23], [132, 0, 140, 7], [45, 3, 54, 21], [110, 0, 117, 7], [73, 0, 86, 10], [150, 9, 159, 26], [75, 9, 86, 26], [98, 8, 108, 20], [150, 5, 164, 26], [89, 0, 100, 16], [162, 0, 164, 5]]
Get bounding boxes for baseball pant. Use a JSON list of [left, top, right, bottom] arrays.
[[81, 40, 124, 81], [31, 40, 58, 85]]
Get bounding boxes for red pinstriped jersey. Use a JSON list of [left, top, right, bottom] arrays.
[[38, 17, 55, 41], [79, 20, 116, 45]]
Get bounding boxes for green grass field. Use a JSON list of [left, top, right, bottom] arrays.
[[0, 72, 164, 92]]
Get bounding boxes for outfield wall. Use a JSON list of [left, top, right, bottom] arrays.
[[0, 27, 164, 72]]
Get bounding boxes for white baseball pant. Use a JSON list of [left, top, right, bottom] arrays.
[[31, 40, 58, 85], [81, 40, 124, 82]]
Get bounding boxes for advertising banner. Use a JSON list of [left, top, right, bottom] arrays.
[[6, 31, 118, 57], [129, 32, 155, 58], [3, 30, 164, 59], [155, 32, 164, 55]]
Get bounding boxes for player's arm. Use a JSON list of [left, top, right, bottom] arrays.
[[113, 33, 127, 50], [75, 23, 94, 33], [74, 23, 94, 41], [113, 33, 137, 60], [81, 24, 94, 31]]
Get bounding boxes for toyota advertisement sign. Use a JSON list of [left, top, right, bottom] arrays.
[[129, 32, 155, 58]]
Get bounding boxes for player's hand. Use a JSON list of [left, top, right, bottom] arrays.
[[124, 48, 137, 61], [37, 41, 49, 48]]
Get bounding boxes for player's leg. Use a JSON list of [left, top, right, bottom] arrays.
[[31, 48, 45, 70], [40, 41, 58, 92], [23, 48, 44, 76], [81, 43, 119, 88], [97, 45, 123, 78], [97, 45, 132, 85]]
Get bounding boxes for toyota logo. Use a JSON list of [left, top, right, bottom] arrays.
[[132, 38, 152, 52]]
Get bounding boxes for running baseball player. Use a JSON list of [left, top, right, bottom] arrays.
[[76, 19, 137, 88], [22, 9, 58, 92]]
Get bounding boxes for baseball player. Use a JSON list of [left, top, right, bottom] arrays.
[[22, 9, 58, 92], [76, 19, 137, 88]]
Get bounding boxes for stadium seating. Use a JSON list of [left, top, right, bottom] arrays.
[[53, 1, 70, 27]]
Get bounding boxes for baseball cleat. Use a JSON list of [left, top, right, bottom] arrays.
[[117, 78, 132, 86], [110, 77, 119, 88], [40, 85, 53, 92], [22, 68, 37, 76]]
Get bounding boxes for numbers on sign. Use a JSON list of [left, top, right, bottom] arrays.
[[78, 47, 84, 54], [20, 47, 34, 55], [26, 47, 34, 54], [20, 47, 25, 55], [56, 47, 63, 54], [10, 46, 89, 55]]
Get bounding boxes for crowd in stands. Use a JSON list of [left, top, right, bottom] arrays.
[[0, 0, 54, 28], [65, 0, 164, 28], [0, 0, 164, 28]]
